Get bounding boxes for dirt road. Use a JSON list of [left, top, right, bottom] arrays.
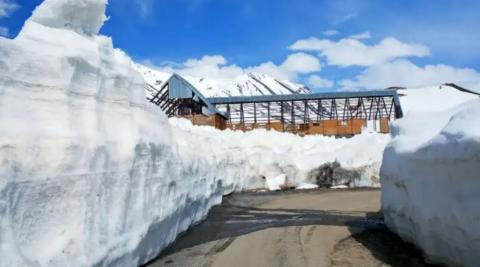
[[146, 189, 436, 267]]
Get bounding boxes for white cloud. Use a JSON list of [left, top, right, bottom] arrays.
[[323, 30, 339, 36], [340, 59, 480, 90], [349, 31, 371, 40], [307, 75, 334, 89], [0, 26, 9, 37], [158, 55, 244, 80], [155, 53, 322, 81], [290, 37, 430, 67], [0, 0, 18, 18], [279, 52, 322, 74]]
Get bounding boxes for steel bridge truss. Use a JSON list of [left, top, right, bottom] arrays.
[[214, 96, 398, 126]]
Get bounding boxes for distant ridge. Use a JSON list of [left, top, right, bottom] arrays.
[[136, 64, 311, 99]]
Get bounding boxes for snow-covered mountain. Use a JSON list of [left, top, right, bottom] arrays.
[[136, 64, 311, 99]]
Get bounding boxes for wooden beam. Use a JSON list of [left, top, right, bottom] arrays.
[[267, 102, 271, 125], [254, 102, 257, 123]]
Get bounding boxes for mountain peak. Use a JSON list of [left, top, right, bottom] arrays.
[[136, 64, 311, 99]]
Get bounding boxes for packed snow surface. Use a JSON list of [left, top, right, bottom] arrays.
[[0, 1, 388, 267], [381, 86, 480, 266]]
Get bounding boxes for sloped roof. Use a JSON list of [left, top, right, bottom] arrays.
[[166, 73, 225, 116]]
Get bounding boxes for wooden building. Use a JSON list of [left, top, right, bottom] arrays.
[[207, 91, 403, 136], [147, 74, 227, 130], [147, 73, 404, 136]]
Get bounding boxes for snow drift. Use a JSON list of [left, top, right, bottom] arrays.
[[171, 118, 389, 190], [381, 86, 480, 266], [0, 1, 388, 266]]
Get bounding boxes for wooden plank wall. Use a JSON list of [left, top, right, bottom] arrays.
[[182, 116, 389, 136], [184, 114, 227, 130]]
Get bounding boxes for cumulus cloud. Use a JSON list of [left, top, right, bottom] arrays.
[[290, 36, 430, 67], [156, 53, 321, 81], [340, 59, 480, 90], [0, 0, 18, 18], [307, 75, 334, 89], [278, 52, 322, 74], [157, 55, 244, 80]]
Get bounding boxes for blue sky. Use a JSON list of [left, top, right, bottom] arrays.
[[2, 0, 480, 91]]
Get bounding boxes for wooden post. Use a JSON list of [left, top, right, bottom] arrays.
[[291, 101, 295, 125], [280, 101, 284, 132], [317, 100, 320, 122], [253, 102, 257, 123], [267, 102, 271, 127], [304, 100, 308, 124], [240, 103, 244, 124], [227, 104, 231, 124], [368, 97, 374, 120]]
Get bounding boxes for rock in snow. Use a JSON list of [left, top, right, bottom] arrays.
[[381, 86, 480, 266], [0, 1, 388, 266]]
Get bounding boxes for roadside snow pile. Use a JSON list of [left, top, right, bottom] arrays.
[[171, 118, 390, 190], [0, 1, 390, 267], [397, 85, 479, 114], [0, 0, 250, 266], [381, 86, 480, 266]]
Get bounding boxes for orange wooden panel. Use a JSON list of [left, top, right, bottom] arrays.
[[307, 125, 324, 135], [350, 119, 366, 134], [337, 120, 351, 135], [214, 115, 227, 130], [337, 125, 352, 135], [322, 120, 338, 136], [268, 122, 284, 132], [380, 118, 390, 133]]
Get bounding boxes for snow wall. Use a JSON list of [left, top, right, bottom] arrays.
[[0, 1, 387, 266], [381, 94, 480, 266]]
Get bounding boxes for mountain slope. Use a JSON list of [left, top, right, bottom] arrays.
[[136, 64, 311, 99]]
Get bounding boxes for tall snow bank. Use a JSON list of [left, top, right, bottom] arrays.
[[171, 118, 389, 189], [381, 92, 480, 266], [0, 0, 249, 266], [27, 0, 107, 36]]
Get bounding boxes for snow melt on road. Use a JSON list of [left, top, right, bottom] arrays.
[[0, 1, 389, 267], [381, 86, 480, 266]]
